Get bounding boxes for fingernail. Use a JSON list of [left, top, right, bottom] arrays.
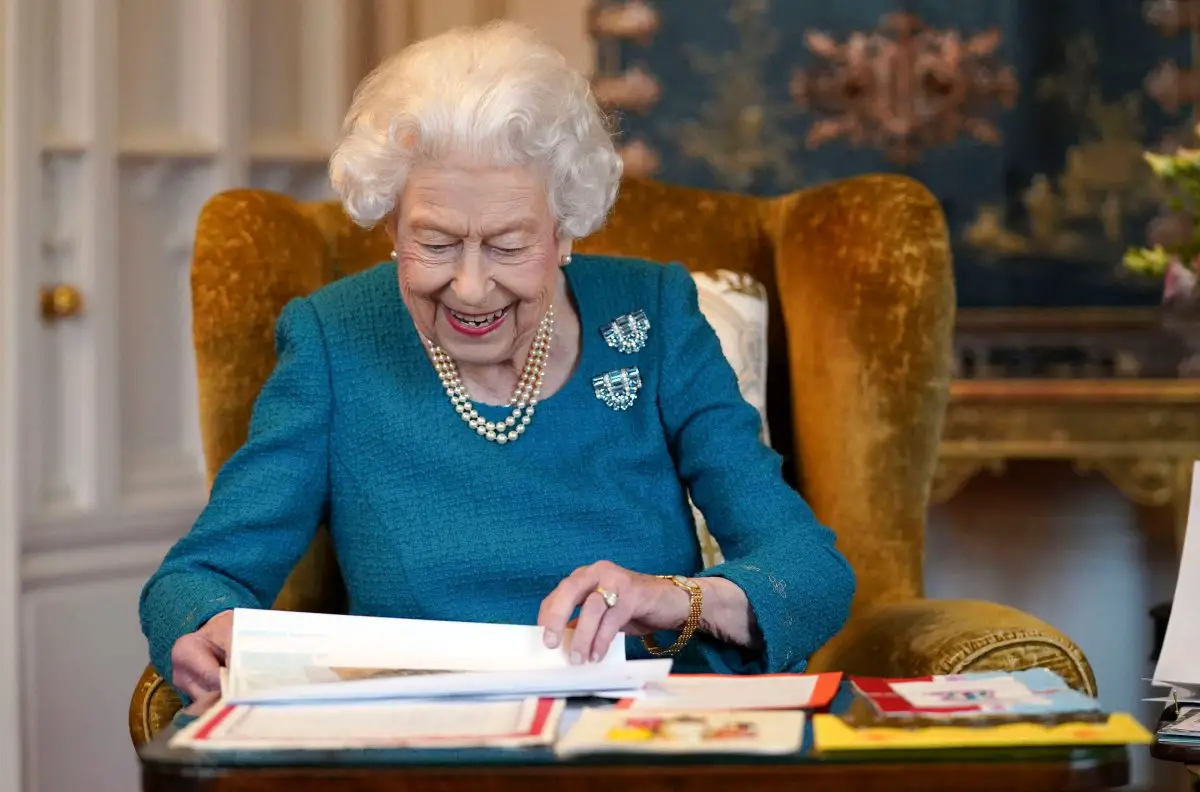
[[591, 651, 602, 663], [543, 630, 559, 649], [569, 651, 582, 665]]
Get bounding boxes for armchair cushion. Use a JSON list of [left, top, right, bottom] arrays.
[[806, 598, 1097, 695], [691, 269, 773, 567]]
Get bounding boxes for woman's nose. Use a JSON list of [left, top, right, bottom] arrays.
[[451, 254, 490, 306]]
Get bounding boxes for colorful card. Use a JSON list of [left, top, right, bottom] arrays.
[[851, 668, 1103, 721], [615, 672, 841, 711], [813, 712, 1153, 752], [555, 708, 805, 757]]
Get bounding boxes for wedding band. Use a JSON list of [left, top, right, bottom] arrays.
[[595, 586, 618, 608]]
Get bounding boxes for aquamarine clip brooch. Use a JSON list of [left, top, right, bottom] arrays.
[[601, 310, 650, 354], [592, 367, 642, 411]]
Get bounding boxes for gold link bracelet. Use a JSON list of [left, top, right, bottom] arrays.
[[643, 575, 703, 657]]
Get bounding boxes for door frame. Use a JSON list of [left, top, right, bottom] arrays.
[[1, 0, 32, 788]]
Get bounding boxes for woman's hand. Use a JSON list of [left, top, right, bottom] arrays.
[[169, 610, 233, 700], [537, 561, 690, 664]]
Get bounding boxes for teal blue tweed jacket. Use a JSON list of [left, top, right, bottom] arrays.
[[139, 254, 856, 688]]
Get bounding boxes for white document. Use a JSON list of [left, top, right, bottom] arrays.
[[226, 608, 628, 701], [232, 658, 674, 705], [171, 696, 564, 750], [223, 608, 669, 704], [621, 675, 822, 711], [1153, 460, 1200, 690]]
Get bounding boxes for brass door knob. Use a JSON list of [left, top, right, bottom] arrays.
[[39, 284, 85, 321]]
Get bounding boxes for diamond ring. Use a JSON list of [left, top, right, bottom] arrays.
[[595, 586, 618, 608]]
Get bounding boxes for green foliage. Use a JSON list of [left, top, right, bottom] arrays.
[[1123, 133, 1200, 278]]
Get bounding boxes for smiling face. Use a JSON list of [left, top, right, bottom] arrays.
[[389, 163, 571, 369]]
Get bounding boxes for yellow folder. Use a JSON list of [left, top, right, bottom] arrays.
[[813, 713, 1153, 752]]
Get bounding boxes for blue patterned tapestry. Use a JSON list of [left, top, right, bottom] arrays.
[[589, 0, 1195, 308]]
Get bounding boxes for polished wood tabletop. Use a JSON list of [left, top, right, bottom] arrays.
[[140, 737, 1131, 792]]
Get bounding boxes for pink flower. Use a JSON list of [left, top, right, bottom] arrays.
[[1163, 257, 1198, 304]]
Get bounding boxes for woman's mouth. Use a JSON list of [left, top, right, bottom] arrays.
[[445, 305, 511, 336]]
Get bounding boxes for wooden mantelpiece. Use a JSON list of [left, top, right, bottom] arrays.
[[936, 308, 1200, 549]]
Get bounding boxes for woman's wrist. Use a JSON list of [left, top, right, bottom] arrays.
[[651, 574, 758, 649], [694, 577, 729, 637], [695, 576, 760, 649]]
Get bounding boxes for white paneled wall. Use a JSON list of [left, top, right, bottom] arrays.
[[0, 2, 590, 791]]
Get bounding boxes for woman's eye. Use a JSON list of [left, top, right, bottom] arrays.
[[421, 243, 455, 253], [491, 245, 526, 256]]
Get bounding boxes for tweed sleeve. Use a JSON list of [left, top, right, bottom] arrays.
[[138, 296, 331, 686], [655, 262, 855, 673]]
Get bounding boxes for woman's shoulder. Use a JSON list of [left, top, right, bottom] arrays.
[[287, 261, 413, 354], [570, 253, 686, 303], [298, 261, 407, 329], [306, 261, 401, 312]]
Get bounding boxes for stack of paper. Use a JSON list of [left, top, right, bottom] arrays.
[[1154, 707, 1200, 747], [1147, 462, 1200, 711], [170, 608, 672, 751]]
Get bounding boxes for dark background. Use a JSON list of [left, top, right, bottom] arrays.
[[604, 0, 1193, 308]]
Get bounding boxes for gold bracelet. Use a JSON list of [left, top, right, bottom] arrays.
[[643, 575, 703, 657]]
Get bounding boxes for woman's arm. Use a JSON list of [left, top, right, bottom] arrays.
[[139, 296, 332, 687], [655, 263, 856, 673]]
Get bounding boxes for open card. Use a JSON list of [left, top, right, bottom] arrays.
[[555, 708, 805, 757], [220, 608, 670, 704], [170, 696, 564, 751]]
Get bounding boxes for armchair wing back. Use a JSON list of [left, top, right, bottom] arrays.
[[129, 175, 1095, 748]]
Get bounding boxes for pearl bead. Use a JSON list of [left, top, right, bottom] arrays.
[[426, 305, 553, 445]]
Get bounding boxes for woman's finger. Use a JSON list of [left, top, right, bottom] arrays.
[[589, 593, 636, 661], [171, 635, 222, 699], [569, 590, 613, 664], [537, 566, 599, 647], [180, 688, 222, 718]]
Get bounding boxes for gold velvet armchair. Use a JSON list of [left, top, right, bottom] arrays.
[[128, 174, 1096, 746]]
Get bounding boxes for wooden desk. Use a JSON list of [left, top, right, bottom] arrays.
[[934, 379, 1200, 549], [139, 741, 1131, 792]]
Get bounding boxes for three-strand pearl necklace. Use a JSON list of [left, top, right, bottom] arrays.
[[426, 306, 554, 445]]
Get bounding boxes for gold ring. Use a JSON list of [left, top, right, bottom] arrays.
[[595, 586, 618, 608]]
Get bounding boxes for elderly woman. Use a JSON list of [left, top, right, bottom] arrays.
[[140, 21, 855, 703]]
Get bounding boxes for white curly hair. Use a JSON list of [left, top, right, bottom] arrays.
[[329, 21, 623, 240]]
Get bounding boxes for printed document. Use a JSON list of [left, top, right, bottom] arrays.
[[222, 608, 669, 704]]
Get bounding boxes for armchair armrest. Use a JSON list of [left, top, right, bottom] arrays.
[[807, 598, 1097, 695], [129, 665, 181, 748]]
